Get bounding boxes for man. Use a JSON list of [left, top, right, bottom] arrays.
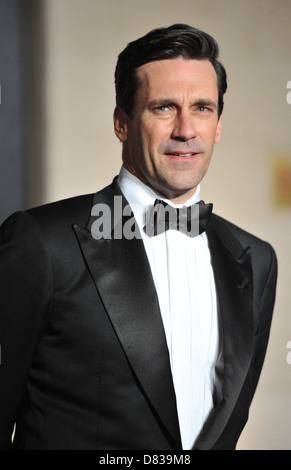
[[0, 24, 277, 450]]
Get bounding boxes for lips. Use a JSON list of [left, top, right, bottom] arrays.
[[165, 152, 198, 158]]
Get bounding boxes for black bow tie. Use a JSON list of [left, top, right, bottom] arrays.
[[144, 199, 213, 237]]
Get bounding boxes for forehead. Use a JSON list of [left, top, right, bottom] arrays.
[[136, 58, 218, 102]]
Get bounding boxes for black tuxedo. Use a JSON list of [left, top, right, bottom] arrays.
[[0, 178, 277, 450]]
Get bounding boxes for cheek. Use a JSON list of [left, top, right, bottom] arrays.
[[211, 118, 222, 143], [138, 126, 159, 158], [215, 125, 222, 143], [200, 122, 221, 145], [148, 125, 172, 155]]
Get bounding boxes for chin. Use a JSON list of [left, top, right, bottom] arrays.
[[168, 179, 199, 194]]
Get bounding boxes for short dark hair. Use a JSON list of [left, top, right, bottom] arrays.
[[114, 24, 227, 119]]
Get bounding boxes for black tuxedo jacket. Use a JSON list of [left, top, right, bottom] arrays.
[[0, 178, 277, 450]]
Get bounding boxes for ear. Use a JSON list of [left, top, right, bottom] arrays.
[[114, 106, 129, 142], [214, 114, 222, 144]]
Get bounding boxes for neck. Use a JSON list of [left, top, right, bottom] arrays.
[[122, 164, 199, 205]]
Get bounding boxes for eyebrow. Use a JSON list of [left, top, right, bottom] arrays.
[[194, 99, 217, 109], [148, 98, 217, 110]]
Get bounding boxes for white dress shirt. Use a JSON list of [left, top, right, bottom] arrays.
[[118, 166, 221, 450]]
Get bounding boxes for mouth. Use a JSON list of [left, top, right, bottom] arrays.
[[165, 152, 199, 160]]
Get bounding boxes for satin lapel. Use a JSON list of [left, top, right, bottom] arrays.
[[73, 180, 182, 449], [194, 216, 254, 450]]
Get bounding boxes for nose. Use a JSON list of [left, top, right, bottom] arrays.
[[171, 110, 197, 141]]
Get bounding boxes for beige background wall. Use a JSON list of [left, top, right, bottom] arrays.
[[40, 0, 291, 449]]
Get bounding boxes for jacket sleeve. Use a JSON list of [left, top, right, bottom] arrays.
[[0, 211, 53, 449], [249, 242, 278, 401]]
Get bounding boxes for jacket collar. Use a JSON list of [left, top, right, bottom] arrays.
[[73, 178, 182, 449], [193, 216, 254, 449]]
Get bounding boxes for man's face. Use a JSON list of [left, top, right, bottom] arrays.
[[114, 58, 222, 203]]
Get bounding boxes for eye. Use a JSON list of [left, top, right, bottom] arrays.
[[154, 105, 170, 112], [198, 106, 209, 112]]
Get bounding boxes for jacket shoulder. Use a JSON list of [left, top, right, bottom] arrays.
[[0, 193, 95, 249], [210, 213, 275, 253], [26, 177, 120, 229], [27, 193, 94, 228], [210, 212, 277, 296]]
